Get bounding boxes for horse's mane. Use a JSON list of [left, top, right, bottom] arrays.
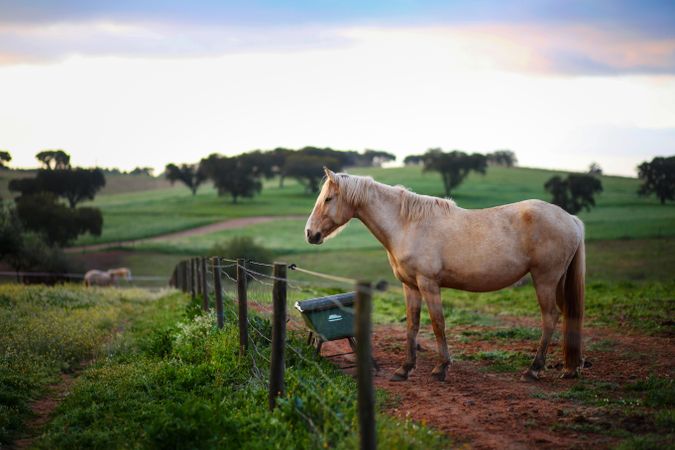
[[333, 173, 456, 221]]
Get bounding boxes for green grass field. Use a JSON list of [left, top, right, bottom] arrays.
[[0, 285, 448, 449], [72, 166, 675, 246]]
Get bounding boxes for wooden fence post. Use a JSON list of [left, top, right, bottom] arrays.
[[181, 260, 188, 293], [185, 259, 192, 294], [269, 262, 287, 410], [196, 257, 202, 296], [356, 281, 376, 450], [237, 258, 248, 356], [212, 257, 224, 329], [190, 258, 197, 300], [201, 257, 209, 311]]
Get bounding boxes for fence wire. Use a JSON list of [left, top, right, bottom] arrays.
[[172, 257, 367, 444]]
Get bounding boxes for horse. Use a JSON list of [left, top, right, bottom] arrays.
[[108, 267, 132, 282], [83, 270, 116, 287], [305, 168, 585, 382]]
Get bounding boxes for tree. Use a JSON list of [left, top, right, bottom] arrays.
[[422, 148, 487, 197], [269, 147, 293, 188], [8, 177, 42, 196], [130, 167, 154, 176], [14, 193, 102, 246], [0, 200, 23, 260], [403, 155, 424, 166], [285, 153, 340, 193], [637, 156, 675, 205], [361, 150, 396, 167], [239, 150, 277, 179], [200, 155, 262, 203], [36, 150, 71, 170], [9, 168, 106, 208], [487, 150, 517, 167], [544, 174, 603, 214], [0, 150, 11, 169], [165, 163, 207, 195], [588, 162, 603, 176], [38, 168, 106, 208]]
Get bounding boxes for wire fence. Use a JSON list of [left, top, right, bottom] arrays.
[[171, 256, 377, 450], [0, 270, 167, 287]]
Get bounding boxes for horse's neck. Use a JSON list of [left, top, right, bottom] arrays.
[[354, 184, 404, 250]]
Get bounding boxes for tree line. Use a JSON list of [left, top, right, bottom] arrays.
[[165, 147, 396, 202]]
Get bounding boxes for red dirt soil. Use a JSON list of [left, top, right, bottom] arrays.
[[321, 320, 674, 450]]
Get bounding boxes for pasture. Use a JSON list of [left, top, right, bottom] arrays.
[[71, 166, 675, 247], [3, 164, 673, 448]]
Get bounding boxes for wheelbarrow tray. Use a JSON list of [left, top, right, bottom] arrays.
[[294, 292, 355, 341]]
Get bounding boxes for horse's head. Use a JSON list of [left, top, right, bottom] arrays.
[[305, 168, 356, 245]]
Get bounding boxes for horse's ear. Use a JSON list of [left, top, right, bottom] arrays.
[[323, 167, 336, 183]]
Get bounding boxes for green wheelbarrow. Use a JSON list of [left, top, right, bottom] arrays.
[[294, 292, 379, 371]]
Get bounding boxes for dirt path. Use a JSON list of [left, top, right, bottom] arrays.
[[10, 322, 129, 449], [11, 371, 81, 449], [321, 320, 674, 449], [66, 215, 306, 253]]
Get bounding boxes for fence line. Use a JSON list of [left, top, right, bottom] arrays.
[[171, 256, 377, 450]]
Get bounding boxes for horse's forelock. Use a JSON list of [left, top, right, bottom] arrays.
[[333, 173, 372, 207]]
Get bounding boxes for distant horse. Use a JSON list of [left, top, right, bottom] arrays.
[[83, 270, 116, 287], [305, 169, 585, 381], [108, 267, 132, 282], [83, 268, 131, 287]]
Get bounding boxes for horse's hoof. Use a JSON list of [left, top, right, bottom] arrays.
[[561, 368, 580, 379], [430, 370, 447, 382], [430, 364, 449, 382], [520, 369, 540, 382], [389, 372, 409, 382]]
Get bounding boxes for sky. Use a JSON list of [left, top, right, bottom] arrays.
[[1, 1, 674, 177]]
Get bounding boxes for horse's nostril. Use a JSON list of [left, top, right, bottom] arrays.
[[314, 232, 322, 242]]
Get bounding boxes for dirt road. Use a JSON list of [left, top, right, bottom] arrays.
[[66, 215, 306, 253]]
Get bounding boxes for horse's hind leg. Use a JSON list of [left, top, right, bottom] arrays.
[[418, 278, 450, 382], [391, 284, 422, 381], [522, 273, 561, 381]]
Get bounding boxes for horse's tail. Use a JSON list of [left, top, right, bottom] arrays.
[[561, 220, 585, 374]]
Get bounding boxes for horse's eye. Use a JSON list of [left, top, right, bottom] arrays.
[[325, 197, 333, 203]]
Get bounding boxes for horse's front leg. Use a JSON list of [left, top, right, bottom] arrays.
[[419, 278, 451, 381], [390, 284, 422, 382]]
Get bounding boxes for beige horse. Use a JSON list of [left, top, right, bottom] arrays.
[[108, 267, 132, 282], [305, 169, 585, 381], [84, 268, 132, 287], [83, 270, 116, 287]]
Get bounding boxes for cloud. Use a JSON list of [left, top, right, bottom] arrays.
[[0, 1, 674, 75], [0, 21, 355, 64]]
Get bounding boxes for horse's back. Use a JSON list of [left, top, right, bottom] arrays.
[[84, 270, 112, 287], [400, 199, 583, 291]]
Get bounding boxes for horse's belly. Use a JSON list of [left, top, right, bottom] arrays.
[[439, 263, 528, 292]]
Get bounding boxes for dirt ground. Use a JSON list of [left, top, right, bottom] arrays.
[[322, 318, 674, 449]]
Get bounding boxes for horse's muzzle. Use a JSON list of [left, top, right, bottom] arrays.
[[306, 229, 323, 245]]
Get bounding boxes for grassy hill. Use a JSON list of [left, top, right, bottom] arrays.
[[74, 165, 674, 248]]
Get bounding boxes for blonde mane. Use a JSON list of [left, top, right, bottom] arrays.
[[332, 173, 456, 221]]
